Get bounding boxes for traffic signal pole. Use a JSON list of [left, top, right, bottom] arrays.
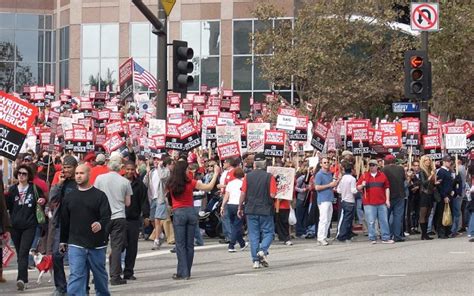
[[156, 1, 168, 120], [131, 0, 167, 120], [420, 1, 429, 136]]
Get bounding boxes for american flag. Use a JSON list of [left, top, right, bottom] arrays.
[[133, 61, 157, 91]]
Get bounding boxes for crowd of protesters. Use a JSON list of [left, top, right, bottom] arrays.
[[0, 146, 473, 293]]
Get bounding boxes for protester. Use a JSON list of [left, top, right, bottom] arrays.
[[89, 153, 109, 185], [336, 162, 357, 242], [60, 164, 111, 296], [314, 157, 338, 246], [435, 155, 455, 239], [238, 153, 277, 269], [94, 154, 132, 285], [6, 165, 46, 291], [418, 156, 437, 240], [0, 176, 11, 283], [357, 159, 394, 244], [124, 161, 148, 280], [167, 160, 220, 280], [406, 160, 421, 235], [295, 169, 310, 238], [48, 155, 78, 296], [217, 158, 235, 244], [221, 167, 248, 252], [382, 154, 406, 242]]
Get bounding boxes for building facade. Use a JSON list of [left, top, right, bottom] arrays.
[[0, 0, 296, 111]]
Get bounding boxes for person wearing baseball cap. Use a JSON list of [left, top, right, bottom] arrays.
[[435, 155, 455, 239], [357, 159, 394, 244], [90, 154, 110, 185]]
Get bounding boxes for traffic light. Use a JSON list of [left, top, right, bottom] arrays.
[[404, 50, 432, 100], [172, 40, 194, 95]]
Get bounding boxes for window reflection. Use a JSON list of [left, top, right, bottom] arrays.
[[131, 23, 149, 57], [16, 62, 41, 91], [0, 62, 14, 92], [0, 13, 15, 29], [15, 30, 42, 62], [233, 21, 251, 55], [16, 14, 42, 30], [233, 56, 251, 90], [82, 25, 100, 58], [101, 24, 119, 58], [0, 30, 15, 61]]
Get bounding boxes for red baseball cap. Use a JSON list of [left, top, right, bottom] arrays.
[[384, 154, 395, 161]]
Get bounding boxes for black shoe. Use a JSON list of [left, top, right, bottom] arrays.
[[427, 231, 436, 236], [394, 238, 405, 242], [438, 236, 449, 239], [219, 239, 230, 244], [110, 278, 127, 285], [124, 275, 137, 280], [350, 232, 358, 237], [172, 274, 190, 280], [170, 247, 176, 253], [421, 235, 433, 240], [458, 228, 466, 233]]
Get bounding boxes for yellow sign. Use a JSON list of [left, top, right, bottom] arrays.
[[161, 0, 176, 16]]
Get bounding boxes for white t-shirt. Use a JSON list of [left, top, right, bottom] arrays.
[[225, 179, 243, 205]]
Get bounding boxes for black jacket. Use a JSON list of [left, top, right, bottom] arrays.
[[126, 176, 149, 220], [7, 183, 44, 230]]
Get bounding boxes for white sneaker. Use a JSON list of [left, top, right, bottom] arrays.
[[285, 241, 293, 246], [257, 251, 269, 267], [240, 242, 249, 251], [252, 261, 260, 269], [228, 248, 236, 253], [382, 239, 395, 244], [404, 232, 410, 237], [151, 240, 161, 250], [317, 239, 329, 246], [371, 240, 377, 245]]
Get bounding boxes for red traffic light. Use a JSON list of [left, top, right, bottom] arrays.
[[410, 56, 423, 68]]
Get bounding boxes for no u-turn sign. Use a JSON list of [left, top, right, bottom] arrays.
[[411, 3, 439, 31]]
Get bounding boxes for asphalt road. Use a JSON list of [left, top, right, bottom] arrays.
[[1, 234, 473, 295]]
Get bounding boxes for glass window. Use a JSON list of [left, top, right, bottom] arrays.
[[233, 21, 251, 55], [0, 13, 15, 29], [60, 27, 69, 60], [52, 30, 57, 61], [100, 24, 118, 58], [150, 32, 157, 57], [0, 62, 15, 92], [131, 23, 149, 57], [202, 21, 220, 56], [201, 56, 219, 87], [0, 30, 15, 61], [44, 31, 52, 62], [254, 57, 269, 90], [100, 58, 118, 91], [16, 62, 41, 90], [235, 92, 252, 112], [15, 30, 42, 62], [60, 60, 69, 89], [81, 58, 100, 92], [82, 25, 100, 58], [182, 22, 201, 57], [16, 14, 42, 30], [45, 15, 52, 30], [233, 56, 252, 90]]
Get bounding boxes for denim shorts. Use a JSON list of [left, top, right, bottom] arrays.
[[150, 199, 169, 220]]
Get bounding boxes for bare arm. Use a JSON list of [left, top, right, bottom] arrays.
[[125, 195, 131, 207]]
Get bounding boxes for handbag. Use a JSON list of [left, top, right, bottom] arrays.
[[288, 206, 297, 226], [442, 202, 452, 226], [32, 185, 46, 224]]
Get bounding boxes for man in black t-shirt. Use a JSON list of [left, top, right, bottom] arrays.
[[60, 164, 111, 296]]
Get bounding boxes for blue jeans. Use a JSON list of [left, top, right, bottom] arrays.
[[364, 204, 391, 241], [226, 205, 245, 249], [468, 212, 474, 237], [246, 215, 274, 262], [173, 207, 197, 278], [194, 207, 204, 246], [221, 206, 232, 240], [295, 199, 306, 236], [355, 194, 365, 224], [388, 198, 404, 240], [451, 196, 462, 233], [336, 201, 355, 241], [68, 246, 109, 296]]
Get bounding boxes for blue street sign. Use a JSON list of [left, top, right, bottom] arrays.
[[392, 102, 420, 113]]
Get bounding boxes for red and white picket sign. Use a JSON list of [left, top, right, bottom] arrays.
[[313, 121, 329, 139], [423, 134, 441, 149], [217, 142, 241, 160], [264, 130, 286, 145], [382, 133, 402, 148]]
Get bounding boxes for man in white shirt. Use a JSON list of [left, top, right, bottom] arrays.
[[336, 163, 358, 242]]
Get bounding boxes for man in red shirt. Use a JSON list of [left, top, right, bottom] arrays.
[[89, 154, 109, 185], [357, 159, 394, 244]]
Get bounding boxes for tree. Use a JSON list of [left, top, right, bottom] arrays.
[[429, 1, 473, 120], [252, 0, 417, 121]]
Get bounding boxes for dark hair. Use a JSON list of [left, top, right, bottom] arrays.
[[167, 160, 190, 197], [343, 163, 353, 174], [14, 164, 34, 182], [163, 157, 174, 167], [233, 167, 245, 179], [124, 160, 136, 167]]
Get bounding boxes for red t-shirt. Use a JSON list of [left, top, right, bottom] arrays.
[[357, 171, 390, 206], [90, 165, 110, 185], [224, 168, 237, 185], [171, 179, 197, 209], [33, 176, 49, 200], [276, 199, 290, 210], [51, 170, 62, 187]]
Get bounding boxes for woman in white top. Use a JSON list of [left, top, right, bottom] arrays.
[[221, 167, 248, 252]]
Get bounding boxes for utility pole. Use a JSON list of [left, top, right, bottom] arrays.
[[419, 0, 429, 136], [131, 0, 167, 120]]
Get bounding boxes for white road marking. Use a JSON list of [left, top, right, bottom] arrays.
[[3, 244, 226, 275], [378, 274, 406, 277], [448, 251, 466, 254], [303, 248, 323, 252], [235, 273, 259, 276]]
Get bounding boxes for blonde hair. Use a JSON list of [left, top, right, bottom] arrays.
[[419, 155, 433, 176]]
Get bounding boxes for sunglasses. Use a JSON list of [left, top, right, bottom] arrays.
[[321, 162, 328, 164], [18, 171, 28, 176], [369, 164, 377, 167]]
